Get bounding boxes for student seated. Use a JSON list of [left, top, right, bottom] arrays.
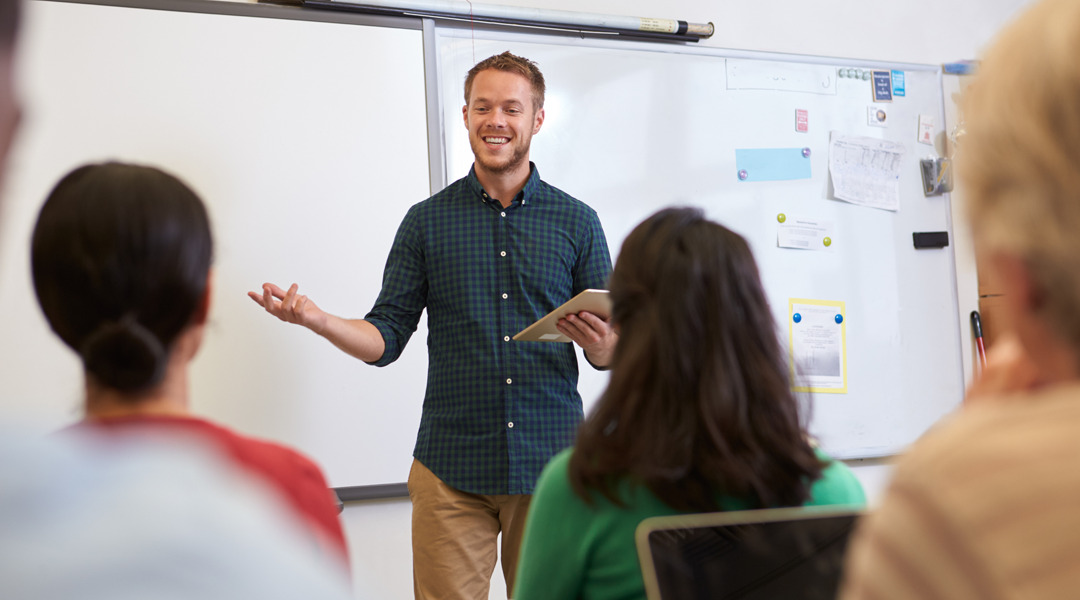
[[30, 162, 349, 568], [513, 207, 865, 600], [840, 0, 1080, 597]]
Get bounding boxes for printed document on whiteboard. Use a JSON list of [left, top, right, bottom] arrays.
[[789, 298, 847, 394], [828, 132, 904, 211]]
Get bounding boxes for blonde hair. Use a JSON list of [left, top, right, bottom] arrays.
[[463, 51, 546, 111], [959, 0, 1080, 349]]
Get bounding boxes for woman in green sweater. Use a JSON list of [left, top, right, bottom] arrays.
[[514, 207, 865, 600]]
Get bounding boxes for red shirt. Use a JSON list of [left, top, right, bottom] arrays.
[[77, 415, 349, 565]]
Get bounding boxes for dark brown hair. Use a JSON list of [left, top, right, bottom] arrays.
[[464, 51, 545, 111], [568, 207, 825, 512], [0, 0, 18, 48], [31, 162, 213, 394]]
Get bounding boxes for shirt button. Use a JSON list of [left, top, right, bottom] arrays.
[[503, 336, 510, 342], [501, 293, 508, 299], [506, 378, 512, 385], [500, 251, 506, 257], [508, 422, 515, 429], [500, 211, 506, 217]]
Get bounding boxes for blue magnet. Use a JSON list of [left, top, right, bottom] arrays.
[[801, 147, 811, 158], [738, 169, 748, 181], [793, 313, 802, 324], [835, 314, 843, 324]]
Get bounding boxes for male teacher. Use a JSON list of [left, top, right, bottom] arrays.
[[251, 52, 616, 599]]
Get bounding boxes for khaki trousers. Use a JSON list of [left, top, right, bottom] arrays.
[[407, 459, 532, 600]]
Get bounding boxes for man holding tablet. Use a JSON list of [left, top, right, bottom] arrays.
[[252, 51, 616, 599]]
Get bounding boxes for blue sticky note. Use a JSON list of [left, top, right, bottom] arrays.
[[872, 70, 893, 102], [891, 70, 906, 97], [735, 148, 812, 182]]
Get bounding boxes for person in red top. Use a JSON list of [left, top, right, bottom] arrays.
[[29, 161, 349, 568]]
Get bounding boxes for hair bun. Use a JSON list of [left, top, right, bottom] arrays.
[[79, 315, 167, 392]]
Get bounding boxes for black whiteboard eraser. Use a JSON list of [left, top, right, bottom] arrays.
[[912, 231, 949, 249]]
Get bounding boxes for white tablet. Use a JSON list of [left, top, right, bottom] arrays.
[[512, 289, 611, 343]]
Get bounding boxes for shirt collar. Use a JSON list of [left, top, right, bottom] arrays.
[[466, 162, 541, 207]]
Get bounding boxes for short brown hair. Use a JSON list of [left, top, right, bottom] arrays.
[[959, 0, 1080, 351], [463, 51, 545, 111]]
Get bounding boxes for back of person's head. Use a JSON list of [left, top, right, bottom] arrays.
[[570, 207, 823, 512], [31, 162, 212, 394], [959, 0, 1080, 351]]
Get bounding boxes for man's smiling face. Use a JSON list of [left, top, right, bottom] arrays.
[[463, 69, 544, 178]]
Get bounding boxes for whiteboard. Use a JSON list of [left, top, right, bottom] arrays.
[[0, 0, 431, 487], [434, 26, 965, 459]]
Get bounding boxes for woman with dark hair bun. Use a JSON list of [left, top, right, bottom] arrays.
[[31, 162, 349, 568], [514, 207, 865, 600]]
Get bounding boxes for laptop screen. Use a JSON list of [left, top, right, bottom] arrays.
[[636, 506, 863, 600]]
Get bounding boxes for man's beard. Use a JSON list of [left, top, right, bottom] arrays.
[[471, 135, 530, 175]]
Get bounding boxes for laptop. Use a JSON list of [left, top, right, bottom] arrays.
[[636, 505, 864, 600]]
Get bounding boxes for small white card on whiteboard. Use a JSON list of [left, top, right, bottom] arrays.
[[777, 216, 833, 249], [777, 216, 834, 250], [867, 105, 888, 127], [917, 114, 934, 145]]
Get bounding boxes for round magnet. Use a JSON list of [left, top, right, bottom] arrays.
[[823, 236, 832, 247], [793, 313, 802, 324], [835, 314, 844, 324], [777, 213, 786, 223], [738, 169, 748, 181], [802, 147, 811, 158], [861, 71, 871, 81]]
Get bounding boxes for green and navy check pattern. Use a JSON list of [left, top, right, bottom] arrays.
[[365, 164, 612, 495]]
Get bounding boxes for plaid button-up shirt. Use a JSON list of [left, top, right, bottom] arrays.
[[365, 164, 612, 495]]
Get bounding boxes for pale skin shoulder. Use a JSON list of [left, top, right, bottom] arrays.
[[964, 333, 1043, 405]]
